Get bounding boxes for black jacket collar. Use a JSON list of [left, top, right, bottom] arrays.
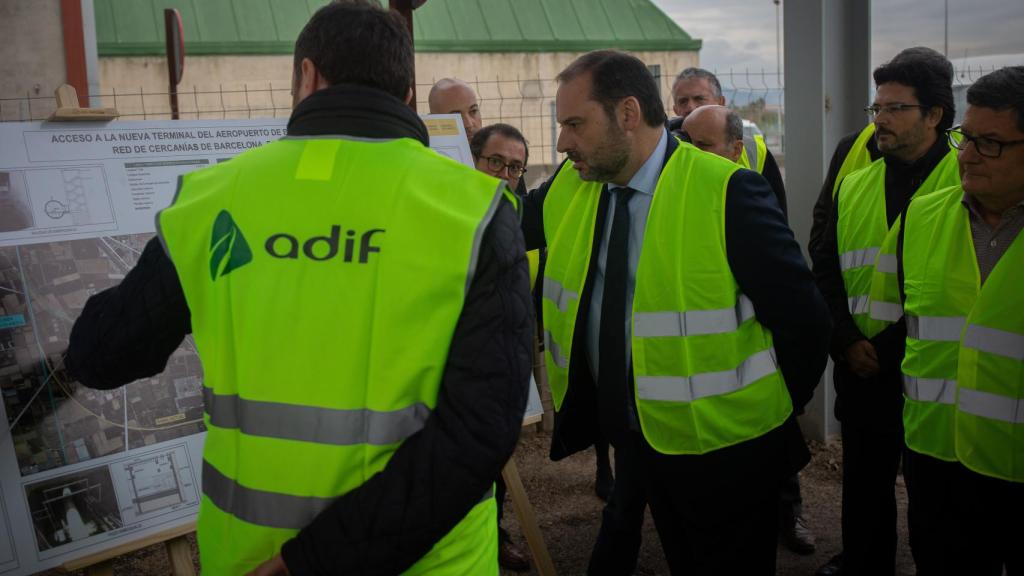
[[287, 84, 429, 145]]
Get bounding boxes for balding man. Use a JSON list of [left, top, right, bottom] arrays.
[[683, 105, 788, 217], [429, 78, 482, 140], [682, 105, 744, 162]]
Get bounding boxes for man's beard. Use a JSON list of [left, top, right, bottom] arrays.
[[573, 123, 630, 182], [877, 122, 928, 161]]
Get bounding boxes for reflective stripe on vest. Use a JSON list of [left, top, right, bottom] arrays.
[[159, 136, 503, 574], [869, 212, 906, 325], [840, 247, 880, 271], [203, 459, 496, 531], [637, 348, 777, 402], [542, 276, 577, 313], [542, 141, 792, 455], [739, 133, 767, 174], [962, 324, 1024, 361], [876, 253, 898, 274], [633, 295, 755, 337], [903, 375, 957, 404], [958, 388, 1024, 424], [544, 329, 568, 370], [204, 387, 430, 445], [907, 315, 967, 342], [847, 295, 870, 316]]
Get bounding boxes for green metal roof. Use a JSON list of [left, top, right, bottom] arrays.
[[95, 0, 700, 56]]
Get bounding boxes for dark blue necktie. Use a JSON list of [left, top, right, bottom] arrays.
[[597, 187, 636, 441]]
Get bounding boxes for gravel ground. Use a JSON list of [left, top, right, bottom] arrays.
[[40, 432, 916, 576]]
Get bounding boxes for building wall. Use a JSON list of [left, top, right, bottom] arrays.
[[0, 0, 68, 121], [98, 49, 697, 180]]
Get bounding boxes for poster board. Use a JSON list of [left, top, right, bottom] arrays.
[[0, 115, 516, 575]]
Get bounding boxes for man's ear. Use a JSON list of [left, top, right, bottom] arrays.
[[404, 86, 414, 105], [730, 139, 745, 163], [292, 57, 322, 106], [620, 96, 642, 131], [924, 105, 943, 130]]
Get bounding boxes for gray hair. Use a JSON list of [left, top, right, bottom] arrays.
[[725, 109, 743, 142], [672, 67, 723, 99]]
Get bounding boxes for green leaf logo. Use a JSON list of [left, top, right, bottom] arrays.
[[210, 210, 253, 280]]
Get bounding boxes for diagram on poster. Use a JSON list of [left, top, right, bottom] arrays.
[[112, 445, 198, 523]]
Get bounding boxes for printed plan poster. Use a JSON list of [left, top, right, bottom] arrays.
[[0, 116, 520, 573], [0, 118, 287, 574]]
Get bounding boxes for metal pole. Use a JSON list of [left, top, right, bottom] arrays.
[[164, 9, 183, 119], [390, 0, 417, 110], [944, 0, 949, 57], [774, 0, 783, 152]]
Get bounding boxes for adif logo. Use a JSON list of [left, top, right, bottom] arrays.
[[264, 226, 384, 263], [209, 210, 253, 280]]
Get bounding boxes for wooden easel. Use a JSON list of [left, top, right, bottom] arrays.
[[60, 522, 196, 576], [500, 341, 557, 575]]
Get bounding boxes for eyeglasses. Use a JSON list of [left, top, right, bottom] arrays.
[[480, 155, 527, 178], [947, 126, 1024, 159], [864, 103, 926, 119]]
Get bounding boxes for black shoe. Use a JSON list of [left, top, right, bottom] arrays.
[[595, 465, 614, 502], [815, 553, 843, 576], [780, 514, 816, 555]]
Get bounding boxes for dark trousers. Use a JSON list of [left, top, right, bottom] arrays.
[[835, 365, 905, 576], [778, 473, 803, 524], [903, 450, 958, 576], [952, 464, 1024, 576], [587, 433, 647, 576], [644, 428, 783, 576]]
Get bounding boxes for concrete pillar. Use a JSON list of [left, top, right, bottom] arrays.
[[784, 0, 871, 442]]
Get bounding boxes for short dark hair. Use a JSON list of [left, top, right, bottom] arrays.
[[725, 110, 744, 143], [673, 67, 723, 100], [471, 123, 529, 163], [293, 0, 412, 101], [556, 50, 667, 128], [873, 46, 955, 131], [966, 66, 1024, 133]]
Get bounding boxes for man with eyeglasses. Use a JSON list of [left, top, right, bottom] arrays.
[[873, 66, 1024, 576], [429, 78, 483, 140], [811, 46, 960, 576], [471, 124, 528, 195]]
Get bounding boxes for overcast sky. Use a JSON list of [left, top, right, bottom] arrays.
[[651, 0, 1024, 74]]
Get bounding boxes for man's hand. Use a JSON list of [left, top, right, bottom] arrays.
[[844, 339, 880, 378], [246, 554, 290, 576]]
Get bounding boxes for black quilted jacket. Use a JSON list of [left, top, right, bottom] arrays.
[[66, 84, 534, 575]]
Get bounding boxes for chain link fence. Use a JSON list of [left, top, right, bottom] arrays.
[[0, 66, 1008, 186]]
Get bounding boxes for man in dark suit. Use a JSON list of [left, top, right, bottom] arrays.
[[521, 50, 831, 575]]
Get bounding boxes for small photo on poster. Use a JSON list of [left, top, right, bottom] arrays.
[[23, 465, 123, 552]]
